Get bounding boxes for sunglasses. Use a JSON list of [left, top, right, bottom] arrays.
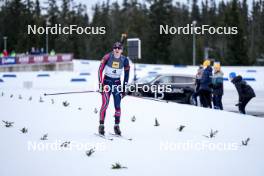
[[113, 47, 122, 50]]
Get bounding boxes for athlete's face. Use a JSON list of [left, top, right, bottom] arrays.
[[113, 47, 122, 57]]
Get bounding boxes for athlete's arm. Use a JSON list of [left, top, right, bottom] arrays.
[[98, 54, 110, 83]]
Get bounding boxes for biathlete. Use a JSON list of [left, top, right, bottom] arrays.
[[98, 42, 130, 135]]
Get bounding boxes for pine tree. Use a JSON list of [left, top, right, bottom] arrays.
[[45, 0, 59, 52], [224, 0, 249, 65], [0, 0, 260, 65], [191, 0, 200, 22], [88, 2, 112, 59], [169, 2, 192, 64], [146, 0, 174, 64], [249, 0, 264, 65]]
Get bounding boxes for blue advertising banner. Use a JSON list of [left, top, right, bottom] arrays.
[[0, 57, 16, 65]]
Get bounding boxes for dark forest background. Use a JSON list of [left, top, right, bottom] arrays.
[[0, 0, 264, 65]]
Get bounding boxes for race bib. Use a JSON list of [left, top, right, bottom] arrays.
[[112, 61, 120, 68]]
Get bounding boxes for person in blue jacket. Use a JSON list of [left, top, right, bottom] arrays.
[[199, 59, 213, 108], [98, 42, 130, 135]]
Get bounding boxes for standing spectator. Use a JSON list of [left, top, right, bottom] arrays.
[[3, 49, 8, 57], [199, 59, 213, 108], [192, 65, 203, 106], [30, 47, 36, 55], [229, 72, 256, 114], [50, 49, 56, 56], [40, 48, 45, 54], [212, 62, 224, 110], [10, 50, 16, 57], [35, 48, 40, 55]]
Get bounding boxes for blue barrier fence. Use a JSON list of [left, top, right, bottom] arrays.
[[148, 71, 158, 75], [71, 78, 87, 82], [224, 77, 256, 81], [37, 74, 50, 77], [138, 64, 147, 68], [79, 72, 90, 76], [2, 74, 16, 78], [243, 77, 256, 81], [81, 61, 90, 64], [246, 70, 257, 73]]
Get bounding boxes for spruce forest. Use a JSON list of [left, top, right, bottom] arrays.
[[0, 0, 263, 65]]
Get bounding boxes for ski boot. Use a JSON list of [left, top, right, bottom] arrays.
[[114, 124, 121, 136], [98, 124, 105, 135]]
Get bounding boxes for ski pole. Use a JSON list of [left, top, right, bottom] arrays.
[[44, 90, 99, 96]]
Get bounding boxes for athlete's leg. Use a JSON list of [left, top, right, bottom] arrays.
[[99, 85, 111, 124], [113, 86, 122, 124]]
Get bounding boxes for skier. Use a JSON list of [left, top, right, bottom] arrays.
[[199, 59, 213, 108], [212, 62, 224, 110], [229, 72, 256, 114], [98, 42, 130, 135]]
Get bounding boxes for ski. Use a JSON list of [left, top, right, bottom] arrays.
[[94, 133, 114, 141], [109, 133, 133, 141]]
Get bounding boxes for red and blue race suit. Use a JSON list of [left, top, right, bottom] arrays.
[[98, 52, 130, 124]]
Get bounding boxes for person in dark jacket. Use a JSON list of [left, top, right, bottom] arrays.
[[199, 59, 213, 108], [192, 65, 203, 106], [229, 72, 256, 114], [212, 62, 224, 110]]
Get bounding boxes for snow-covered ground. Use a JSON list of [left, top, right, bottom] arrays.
[[0, 60, 264, 176]]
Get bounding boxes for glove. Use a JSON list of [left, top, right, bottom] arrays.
[[122, 83, 128, 96], [121, 92, 127, 99]]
